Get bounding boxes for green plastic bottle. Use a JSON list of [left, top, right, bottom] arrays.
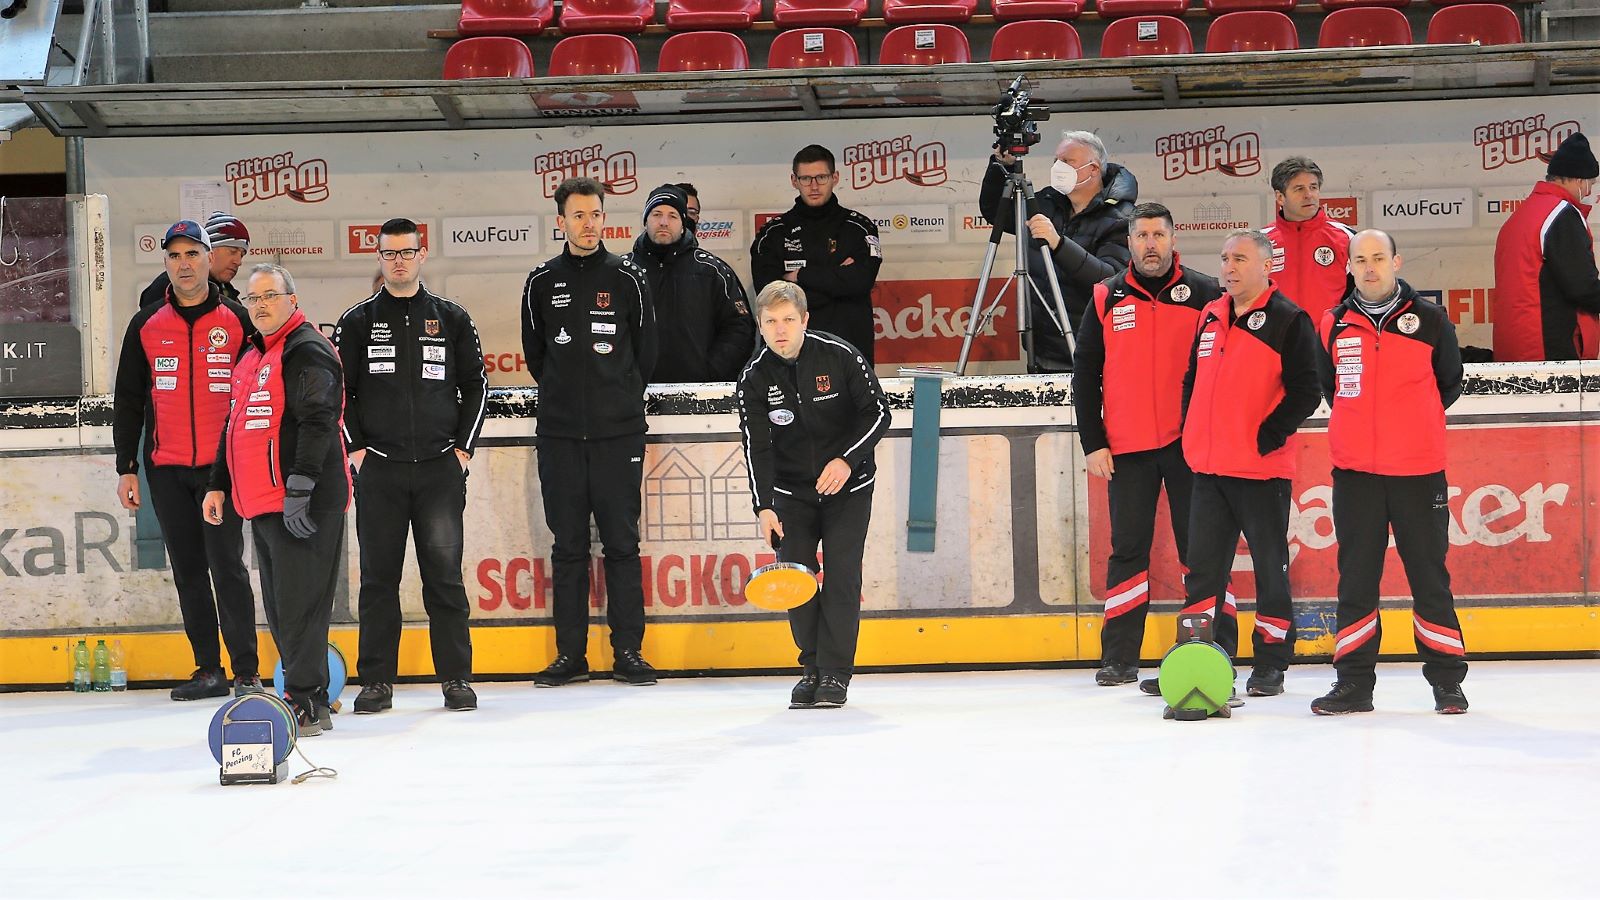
[[91, 640, 111, 692], [72, 640, 91, 692]]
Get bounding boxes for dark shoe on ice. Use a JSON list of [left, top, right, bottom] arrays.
[[1139, 677, 1162, 696], [233, 675, 266, 697], [443, 680, 478, 711], [286, 693, 323, 737], [171, 667, 230, 701], [813, 675, 849, 708], [1246, 667, 1285, 697], [533, 655, 590, 688], [353, 682, 393, 714], [789, 673, 819, 709], [1095, 663, 1139, 686], [612, 649, 658, 686], [1311, 681, 1374, 716], [1433, 682, 1469, 715]]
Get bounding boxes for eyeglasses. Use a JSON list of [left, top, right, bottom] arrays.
[[793, 174, 833, 186], [241, 291, 291, 305], [378, 248, 421, 260]]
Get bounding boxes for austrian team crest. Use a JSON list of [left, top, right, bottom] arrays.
[[1247, 311, 1267, 330]]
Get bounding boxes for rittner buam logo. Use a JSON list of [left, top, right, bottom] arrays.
[[1156, 127, 1262, 181], [225, 152, 330, 205], [1475, 114, 1580, 171], [1370, 188, 1475, 231], [534, 145, 638, 199], [842, 136, 948, 189], [442, 216, 540, 258]]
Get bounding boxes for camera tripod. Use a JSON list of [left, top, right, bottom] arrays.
[[955, 156, 1076, 375]]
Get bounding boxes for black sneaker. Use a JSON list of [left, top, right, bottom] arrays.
[[1311, 681, 1374, 716], [612, 649, 657, 686], [171, 667, 230, 701], [286, 693, 323, 737], [533, 655, 590, 688], [353, 682, 393, 714], [444, 680, 478, 711], [1095, 663, 1139, 686], [317, 702, 334, 732], [789, 673, 819, 709], [1246, 666, 1285, 697], [1433, 682, 1469, 715], [814, 675, 849, 708], [1139, 677, 1162, 696], [233, 674, 266, 697]]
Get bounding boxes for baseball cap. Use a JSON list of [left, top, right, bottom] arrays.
[[161, 220, 212, 250]]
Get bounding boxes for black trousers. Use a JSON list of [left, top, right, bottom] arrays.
[[354, 453, 473, 685], [1332, 469, 1467, 688], [1185, 473, 1295, 669], [252, 508, 344, 703], [537, 434, 647, 659], [146, 463, 259, 677], [775, 485, 874, 679], [1100, 440, 1192, 667]]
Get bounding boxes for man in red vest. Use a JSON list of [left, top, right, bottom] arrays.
[[1261, 157, 1356, 322], [113, 220, 259, 701], [1492, 131, 1600, 362], [204, 263, 350, 736]]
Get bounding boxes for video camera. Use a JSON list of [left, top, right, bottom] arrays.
[[992, 76, 1051, 157]]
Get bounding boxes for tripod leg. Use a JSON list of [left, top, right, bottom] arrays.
[[956, 239, 1004, 376]]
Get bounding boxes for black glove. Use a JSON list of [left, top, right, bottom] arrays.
[[1256, 425, 1287, 457], [283, 474, 317, 540]]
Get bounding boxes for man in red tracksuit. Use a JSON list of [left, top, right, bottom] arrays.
[[1262, 156, 1356, 322], [112, 220, 260, 701], [1313, 230, 1468, 716], [204, 263, 350, 736], [1492, 131, 1600, 362], [1165, 229, 1321, 701], [1073, 203, 1221, 686]]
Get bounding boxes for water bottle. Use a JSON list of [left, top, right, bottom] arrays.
[[72, 640, 91, 692], [110, 640, 128, 692], [91, 640, 111, 692]]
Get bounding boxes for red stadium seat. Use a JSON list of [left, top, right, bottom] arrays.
[[772, 0, 868, 27], [1099, 15, 1194, 55], [1318, 6, 1412, 45], [1095, 0, 1189, 18], [766, 27, 861, 66], [1320, 0, 1409, 9], [882, 0, 979, 25], [547, 34, 642, 75], [658, 31, 751, 70], [664, 0, 762, 31], [1205, 10, 1299, 51], [1427, 3, 1521, 44], [879, 23, 972, 64], [1204, 0, 1293, 11], [458, 0, 551, 36], [558, 0, 654, 35], [990, 19, 1084, 59], [991, 0, 1083, 21], [443, 37, 535, 78]]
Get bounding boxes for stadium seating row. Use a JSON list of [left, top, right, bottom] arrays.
[[459, 0, 1527, 36], [443, 5, 1523, 77]]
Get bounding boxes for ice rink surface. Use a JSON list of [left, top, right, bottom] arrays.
[[3, 660, 1596, 900]]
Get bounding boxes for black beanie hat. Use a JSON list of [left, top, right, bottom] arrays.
[[642, 184, 690, 224], [1547, 132, 1599, 180]]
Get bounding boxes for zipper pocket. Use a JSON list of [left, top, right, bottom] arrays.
[[267, 439, 280, 488]]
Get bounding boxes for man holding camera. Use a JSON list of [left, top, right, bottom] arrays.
[[980, 129, 1137, 373]]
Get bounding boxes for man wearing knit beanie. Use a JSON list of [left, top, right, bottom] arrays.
[[626, 184, 755, 383], [140, 211, 252, 307], [1492, 132, 1600, 361]]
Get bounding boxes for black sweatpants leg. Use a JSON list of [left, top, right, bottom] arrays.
[[538, 434, 647, 659], [1100, 440, 1192, 667], [777, 485, 873, 679], [1331, 468, 1388, 690], [355, 454, 474, 685], [252, 509, 344, 702], [1390, 472, 1468, 685], [147, 464, 259, 677], [1185, 474, 1293, 665], [1183, 474, 1243, 659]]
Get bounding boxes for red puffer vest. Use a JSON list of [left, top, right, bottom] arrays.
[[224, 309, 304, 519], [140, 299, 245, 467]]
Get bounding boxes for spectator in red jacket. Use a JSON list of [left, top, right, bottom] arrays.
[[1492, 131, 1600, 362], [1262, 157, 1355, 323], [1313, 229, 1467, 716]]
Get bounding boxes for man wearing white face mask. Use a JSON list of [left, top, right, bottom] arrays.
[[1492, 131, 1600, 362], [980, 130, 1138, 372]]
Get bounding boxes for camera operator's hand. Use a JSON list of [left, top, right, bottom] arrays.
[[992, 144, 1017, 166], [1027, 214, 1062, 251]]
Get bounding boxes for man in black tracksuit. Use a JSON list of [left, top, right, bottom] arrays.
[[627, 184, 755, 383], [332, 218, 488, 714], [981, 131, 1137, 372], [520, 177, 659, 687], [1073, 203, 1221, 686], [750, 144, 883, 365], [1312, 230, 1468, 716], [204, 264, 349, 735], [114, 220, 260, 701], [736, 281, 892, 709]]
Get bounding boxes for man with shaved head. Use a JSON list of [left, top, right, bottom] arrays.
[[1312, 229, 1467, 715]]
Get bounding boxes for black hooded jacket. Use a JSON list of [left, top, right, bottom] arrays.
[[628, 228, 755, 383]]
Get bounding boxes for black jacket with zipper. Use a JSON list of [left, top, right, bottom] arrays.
[[628, 229, 756, 383]]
